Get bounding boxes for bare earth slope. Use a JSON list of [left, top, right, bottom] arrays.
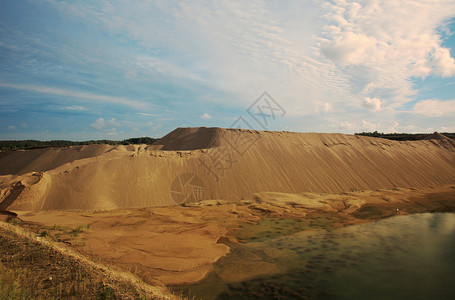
[[1, 127, 455, 211]]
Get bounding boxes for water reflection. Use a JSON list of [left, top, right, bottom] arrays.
[[174, 213, 455, 300], [427, 213, 455, 235]]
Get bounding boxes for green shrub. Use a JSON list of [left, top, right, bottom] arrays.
[[100, 286, 115, 299]]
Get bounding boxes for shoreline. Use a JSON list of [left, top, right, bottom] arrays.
[[2, 184, 455, 288]]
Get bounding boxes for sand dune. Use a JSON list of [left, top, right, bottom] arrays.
[[151, 126, 222, 150], [1, 127, 455, 211]]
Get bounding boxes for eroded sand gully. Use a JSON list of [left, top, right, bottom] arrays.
[[14, 185, 455, 286]]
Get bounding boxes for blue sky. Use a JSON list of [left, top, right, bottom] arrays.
[[1, 0, 455, 140]]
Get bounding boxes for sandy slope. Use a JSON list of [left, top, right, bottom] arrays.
[[1, 127, 455, 211]]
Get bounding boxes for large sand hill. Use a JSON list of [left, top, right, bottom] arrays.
[[1, 127, 455, 211]]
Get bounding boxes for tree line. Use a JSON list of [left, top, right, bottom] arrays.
[[355, 131, 455, 141], [0, 137, 158, 152]]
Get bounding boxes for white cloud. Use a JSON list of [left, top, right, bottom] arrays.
[[339, 120, 377, 132], [146, 121, 153, 126], [137, 113, 158, 117], [90, 117, 119, 130], [8, 125, 17, 130], [46, 0, 329, 108], [200, 113, 212, 119], [65, 105, 88, 111], [338, 119, 407, 133], [90, 118, 105, 130], [136, 56, 205, 82], [150, 123, 163, 133], [320, 0, 455, 108], [315, 102, 333, 113], [412, 99, 455, 116], [362, 97, 382, 112], [321, 32, 378, 66], [338, 121, 356, 130], [0, 82, 146, 109], [125, 70, 137, 79], [427, 47, 455, 77], [360, 120, 378, 132], [20, 122, 28, 128], [107, 118, 120, 127], [106, 128, 117, 136]]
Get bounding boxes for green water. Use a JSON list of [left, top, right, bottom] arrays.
[[174, 213, 455, 300]]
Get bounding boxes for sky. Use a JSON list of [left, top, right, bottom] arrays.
[[1, 0, 455, 141]]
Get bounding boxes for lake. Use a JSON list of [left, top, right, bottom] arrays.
[[172, 212, 455, 299]]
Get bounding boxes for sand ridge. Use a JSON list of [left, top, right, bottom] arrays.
[[0, 127, 455, 211]]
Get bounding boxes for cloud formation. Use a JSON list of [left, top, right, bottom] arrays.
[[319, 0, 455, 110], [90, 117, 120, 130], [200, 113, 212, 119], [1, 1, 454, 139], [0, 83, 146, 109], [362, 97, 382, 112], [107, 118, 120, 127], [45, 0, 455, 115], [412, 99, 455, 116], [90, 118, 105, 130], [65, 106, 88, 111]]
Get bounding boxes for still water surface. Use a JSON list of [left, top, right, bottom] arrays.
[[174, 213, 455, 300]]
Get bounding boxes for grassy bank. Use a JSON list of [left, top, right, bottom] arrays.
[[0, 221, 172, 300]]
